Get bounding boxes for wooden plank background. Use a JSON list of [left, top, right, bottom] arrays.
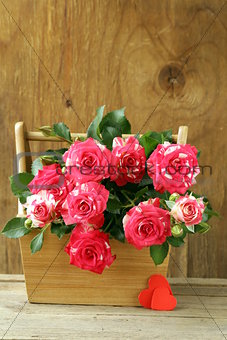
[[0, 0, 226, 277]]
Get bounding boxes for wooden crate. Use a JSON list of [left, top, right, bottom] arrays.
[[15, 122, 188, 306]]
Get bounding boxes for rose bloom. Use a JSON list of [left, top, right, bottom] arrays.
[[28, 164, 73, 214], [25, 190, 56, 228], [65, 224, 116, 274], [61, 181, 109, 228], [63, 138, 111, 184], [123, 198, 171, 249], [110, 136, 146, 186], [28, 164, 65, 193], [171, 194, 205, 226], [147, 142, 200, 194]]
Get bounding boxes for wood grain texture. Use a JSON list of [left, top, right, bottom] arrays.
[[1, 276, 227, 339], [0, 0, 226, 277]]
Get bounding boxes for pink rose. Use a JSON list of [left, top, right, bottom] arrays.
[[65, 224, 116, 274], [63, 138, 111, 184], [110, 136, 146, 186], [28, 164, 73, 214], [147, 142, 200, 194], [61, 181, 109, 228], [171, 194, 205, 226], [123, 198, 171, 249], [25, 191, 56, 227]]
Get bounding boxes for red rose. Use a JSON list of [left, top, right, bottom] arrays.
[[65, 225, 116, 274], [63, 138, 111, 184], [60, 181, 109, 228], [28, 164, 73, 214], [147, 142, 200, 194], [28, 164, 65, 193], [123, 199, 171, 249], [110, 136, 146, 186]]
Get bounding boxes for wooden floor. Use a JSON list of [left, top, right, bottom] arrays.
[[0, 275, 227, 340]]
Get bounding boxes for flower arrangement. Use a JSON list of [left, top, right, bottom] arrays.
[[2, 106, 217, 274]]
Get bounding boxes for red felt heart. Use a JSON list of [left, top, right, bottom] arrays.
[[151, 287, 177, 311], [138, 288, 153, 309], [148, 274, 172, 296]]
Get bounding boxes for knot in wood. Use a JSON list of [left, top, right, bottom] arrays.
[[159, 64, 185, 96], [65, 99, 72, 108]]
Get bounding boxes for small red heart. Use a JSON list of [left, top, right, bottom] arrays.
[[138, 288, 153, 309], [151, 287, 177, 311], [148, 274, 172, 296]]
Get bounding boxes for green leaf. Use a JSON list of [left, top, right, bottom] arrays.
[[101, 215, 114, 233], [139, 135, 159, 157], [145, 131, 163, 143], [161, 130, 172, 142], [43, 149, 67, 164], [46, 148, 68, 156], [101, 125, 122, 149], [135, 186, 149, 199], [150, 242, 169, 265], [110, 224, 125, 243], [197, 150, 201, 159], [139, 131, 171, 157], [19, 191, 32, 204], [31, 158, 43, 176], [40, 155, 58, 165], [87, 105, 105, 142], [202, 213, 208, 222], [51, 222, 75, 239], [53, 123, 72, 142], [53, 148, 68, 155], [165, 200, 175, 210], [195, 222, 211, 234], [1, 218, 30, 238], [167, 236, 184, 247], [99, 108, 131, 134], [138, 174, 153, 187], [38, 126, 55, 137], [186, 225, 195, 233], [10, 173, 34, 197], [30, 231, 44, 254], [107, 193, 122, 214]]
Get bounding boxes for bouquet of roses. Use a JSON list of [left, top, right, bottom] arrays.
[[2, 106, 216, 274]]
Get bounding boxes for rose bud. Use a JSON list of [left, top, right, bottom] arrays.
[[169, 193, 180, 202], [171, 224, 184, 238], [24, 218, 32, 228]]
